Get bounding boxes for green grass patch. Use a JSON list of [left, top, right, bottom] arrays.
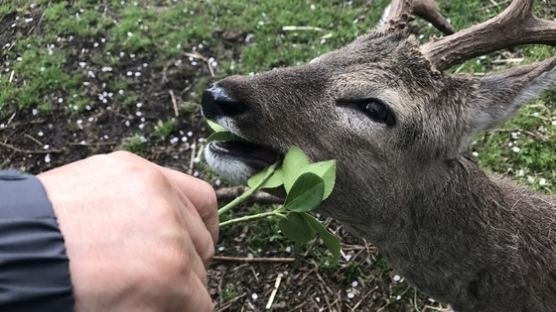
[[119, 133, 147, 156], [0, 37, 79, 113], [42, 1, 112, 38], [152, 118, 177, 140]]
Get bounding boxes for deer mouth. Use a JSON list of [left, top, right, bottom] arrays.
[[205, 138, 282, 183], [208, 141, 281, 170]]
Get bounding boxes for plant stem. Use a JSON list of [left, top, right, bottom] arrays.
[[218, 162, 278, 215], [219, 210, 278, 227]]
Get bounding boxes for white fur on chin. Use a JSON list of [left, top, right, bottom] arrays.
[[204, 144, 255, 185]]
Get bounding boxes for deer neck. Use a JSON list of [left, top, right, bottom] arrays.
[[340, 154, 509, 250]]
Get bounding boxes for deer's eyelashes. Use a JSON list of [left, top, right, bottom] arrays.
[[337, 98, 396, 127]]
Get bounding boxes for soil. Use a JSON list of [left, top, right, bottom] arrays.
[[0, 17, 212, 173]]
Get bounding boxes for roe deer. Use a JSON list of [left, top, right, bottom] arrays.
[[202, 0, 556, 310]]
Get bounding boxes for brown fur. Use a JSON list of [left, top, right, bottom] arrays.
[[208, 30, 556, 311]]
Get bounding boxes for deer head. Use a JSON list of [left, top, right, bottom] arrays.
[[202, 0, 556, 239]]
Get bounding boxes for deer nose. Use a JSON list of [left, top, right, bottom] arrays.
[[201, 86, 248, 119]]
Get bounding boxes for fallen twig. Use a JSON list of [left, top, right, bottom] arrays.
[[492, 58, 523, 64], [184, 52, 215, 77], [0, 141, 64, 154], [282, 25, 325, 32], [169, 89, 179, 117], [213, 255, 295, 263], [265, 272, 283, 309], [188, 143, 196, 175], [216, 267, 227, 305], [319, 283, 333, 311], [216, 293, 247, 312], [68, 141, 117, 146], [24, 134, 43, 146], [0, 119, 46, 131], [312, 261, 336, 309], [351, 286, 378, 311], [6, 112, 17, 126]]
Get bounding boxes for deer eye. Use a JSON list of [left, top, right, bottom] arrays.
[[360, 99, 395, 126], [337, 97, 396, 126]]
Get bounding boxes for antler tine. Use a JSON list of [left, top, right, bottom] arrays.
[[422, 0, 556, 71], [413, 0, 454, 35], [381, 0, 414, 31], [381, 0, 455, 35]]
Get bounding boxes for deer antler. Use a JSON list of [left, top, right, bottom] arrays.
[[381, 0, 413, 26], [422, 0, 556, 71], [413, 0, 455, 35], [381, 0, 454, 35]]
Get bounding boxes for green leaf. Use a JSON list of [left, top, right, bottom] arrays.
[[207, 120, 226, 132], [284, 173, 324, 212], [248, 167, 284, 189], [282, 146, 311, 193], [299, 160, 336, 200], [303, 213, 341, 260], [279, 212, 316, 244], [206, 131, 241, 142]]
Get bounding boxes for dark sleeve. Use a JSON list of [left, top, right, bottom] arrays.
[[0, 170, 74, 312]]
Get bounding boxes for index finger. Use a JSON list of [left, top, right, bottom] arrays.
[[159, 167, 219, 244]]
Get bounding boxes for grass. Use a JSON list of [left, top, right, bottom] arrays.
[[119, 133, 147, 155], [0, 36, 77, 111], [473, 94, 556, 193], [1, 0, 554, 310], [152, 118, 177, 140]]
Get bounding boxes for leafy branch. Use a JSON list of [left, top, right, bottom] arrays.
[[216, 144, 341, 260]]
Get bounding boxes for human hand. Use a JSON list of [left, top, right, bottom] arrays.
[[38, 151, 218, 312]]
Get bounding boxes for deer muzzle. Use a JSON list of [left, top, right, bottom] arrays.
[[202, 85, 282, 184]]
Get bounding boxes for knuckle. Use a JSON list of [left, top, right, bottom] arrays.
[[109, 151, 152, 170], [152, 240, 193, 281], [110, 150, 137, 161], [168, 254, 193, 281], [198, 267, 208, 285], [195, 180, 218, 215], [86, 153, 113, 165], [200, 233, 215, 263], [148, 199, 178, 224], [99, 151, 147, 173], [131, 165, 169, 188], [199, 180, 217, 206]]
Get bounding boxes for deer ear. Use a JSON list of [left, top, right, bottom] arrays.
[[467, 57, 556, 135]]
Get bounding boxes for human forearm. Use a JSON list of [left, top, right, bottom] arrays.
[[0, 170, 74, 312]]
